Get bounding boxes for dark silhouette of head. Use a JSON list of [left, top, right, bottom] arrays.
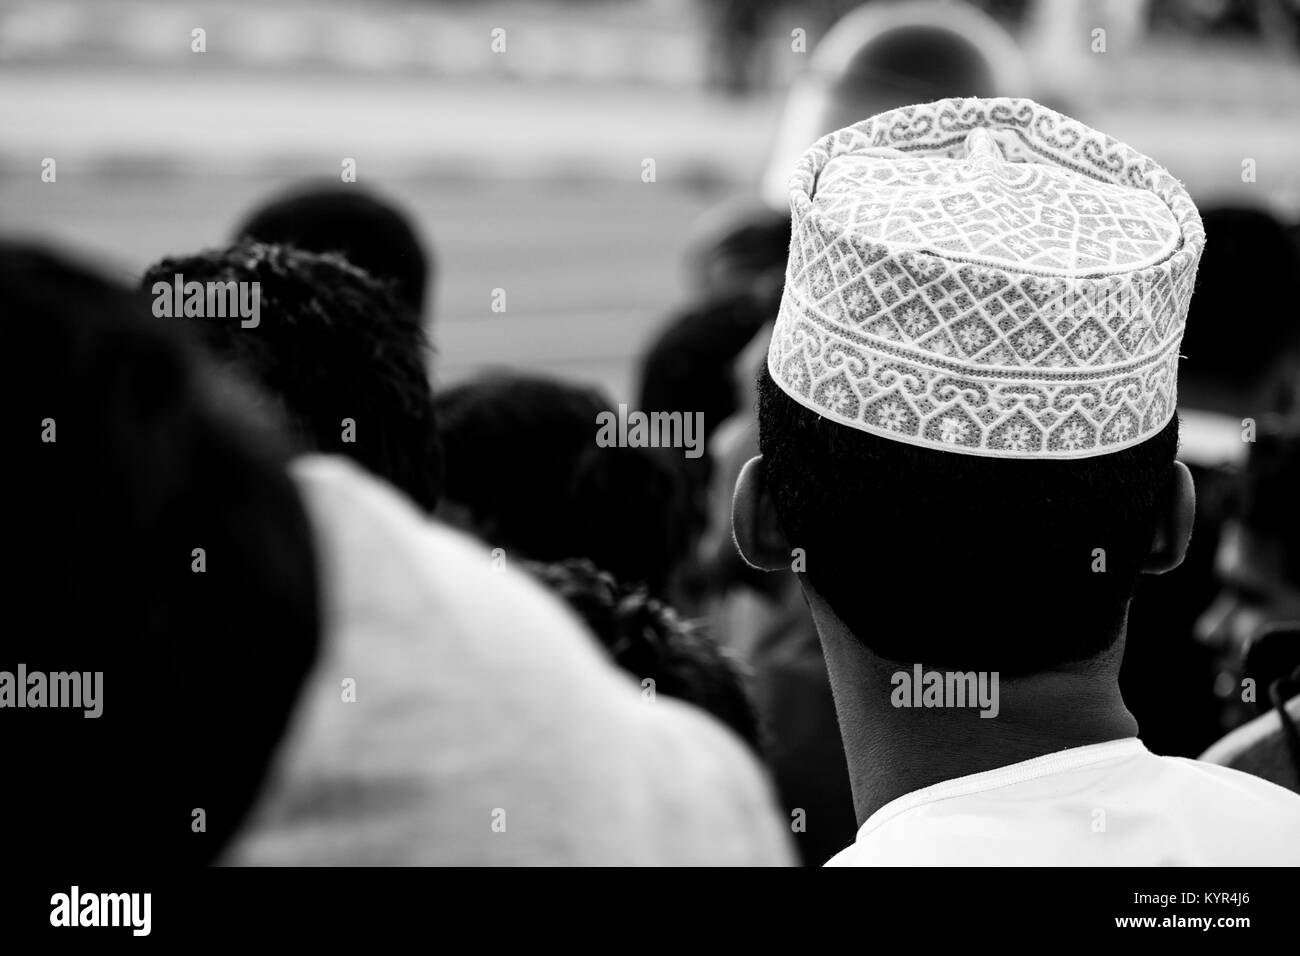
[[681, 202, 792, 298], [639, 288, 777, 467], [2, 242, 319, 865], [435, 373, 692, 595], [142, 240, 442, 511], [236, 183, 431, 320], [761, 0, 1030, 207]]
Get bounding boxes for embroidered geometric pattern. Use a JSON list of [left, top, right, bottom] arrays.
[[768, 97, 1205, 459]]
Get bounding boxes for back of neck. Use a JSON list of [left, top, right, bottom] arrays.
[[816, 612, 1139, 825]]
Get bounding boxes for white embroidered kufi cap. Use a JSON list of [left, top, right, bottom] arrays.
[[768, 97, 1205, 458]]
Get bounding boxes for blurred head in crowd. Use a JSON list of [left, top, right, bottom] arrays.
[[703, 3, 1030, 305], [523, 558, 761, 751], [761, 0, 1030, 207], [2, 243, 319, 865], [639, 289, 778, 500], [1197, 422, 1300, 710], [236, 182, 432, 321], [142, 240, 443, 511], [435, 373, 693, 595], [1177, 206, 1300, 467], [681, 200, 792, 298]]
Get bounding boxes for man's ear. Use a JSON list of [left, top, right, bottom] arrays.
[[732, 455, 792, 571], [1143, 459, 1196, 574]]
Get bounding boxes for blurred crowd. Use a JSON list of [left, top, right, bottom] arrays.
[[7, 0, 1300, 866]]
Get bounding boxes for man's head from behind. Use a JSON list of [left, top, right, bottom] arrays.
[[740, 371, 1191, 676], [735, 98, 1204, 679], [2, 243, 319, 865], [142, 240, 442, 511], [236, 182, 431, 320]]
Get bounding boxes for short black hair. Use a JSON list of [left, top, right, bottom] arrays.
[[757, 368, 1180, 675], [436, 373, 692, 595], [523, 558, 761, 752], [2, 243, 319, 865], [236, 183, 431, 318], [142, 240, 442, 511]]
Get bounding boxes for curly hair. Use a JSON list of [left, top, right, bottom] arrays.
[[523, 558, 763, 753], [143, 240, 442, 510]]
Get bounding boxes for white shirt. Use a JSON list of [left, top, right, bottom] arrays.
[[826, 738, 1300, 866], [223, 456, 794, 866]]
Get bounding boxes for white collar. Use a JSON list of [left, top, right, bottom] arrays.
[[856, 737, 1148, 840]]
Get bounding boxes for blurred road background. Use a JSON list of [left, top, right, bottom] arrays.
[[3, 0, 1300, 399]]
